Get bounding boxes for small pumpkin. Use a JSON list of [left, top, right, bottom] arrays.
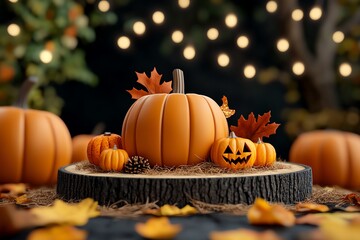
[[289, 130, 360, 190], [210, 131, 257, 170], [98, 145, 129, 171], [122, 69, 229, 167], [0, 77, 72, 185], [87, 132, 122, 166], [254, 138, 276, 167]]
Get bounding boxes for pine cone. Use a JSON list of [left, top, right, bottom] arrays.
[[123, 156, 151, 174]]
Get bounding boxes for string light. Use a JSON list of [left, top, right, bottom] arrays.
[[171, 30, 184, 43], [292, 62, 305, 75], [133, 21, 146, 35], [98, 0, 110, 12], [225, 13, 238, 28], [339, 63, 352, 77], [178, 0, 190, 9], [266, 1, 278, 13], [39, 50, 53, 64], [277, 38, 289, 52], [237, 35, 249, 48], [183, 45, 196, 60], [332, 31, 344, 43], [244, 65, 256, 79], [217, 53, 230, 67], [309, 6, 322, 20], [7, 23, 20, 37], [207, 28, 219, 40], [152, 11, 165, 24], [292, 9, 304, 21], [117, 36, 131, 49]]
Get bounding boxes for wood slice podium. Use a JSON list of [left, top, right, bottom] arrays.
[[57, 162, 312, 207]]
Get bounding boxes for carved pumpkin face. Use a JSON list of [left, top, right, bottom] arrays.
[[211, 132, 256, 170]]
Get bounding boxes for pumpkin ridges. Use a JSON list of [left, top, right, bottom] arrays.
[[0, 107, 24, 183], [23, 110, 55, 185]]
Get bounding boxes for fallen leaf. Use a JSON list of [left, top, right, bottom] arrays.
[[210, 229, 282, 240], [295, 202, 330, 213], [344, 206, 360, 212], [15, 194, 30, 205], [127, 68, 172, 99], [145, 204, 198, 216], [230, 111, 280, 142], [27, 225, 87, 240], [220, 96, 235, 118], [296, 212, 360, 226], [317, 216, 360, 240], [343, 193, 360, 206], [135, 217, 182, 240], [247, 198, 295, 227], [0, 183, 27, 199], [31, 198, 100, 226], [0, 205, 38, 236]]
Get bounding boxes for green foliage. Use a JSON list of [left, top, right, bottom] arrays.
[[0, 0, 117, 114]]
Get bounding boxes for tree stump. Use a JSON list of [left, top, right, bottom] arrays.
[[57, 162, 312, 207]]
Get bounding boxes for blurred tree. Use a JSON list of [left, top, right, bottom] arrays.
[[0, 0, 117, 114]]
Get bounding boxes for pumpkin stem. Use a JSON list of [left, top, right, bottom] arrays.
[[172, 69, 185, 94], [104, 132, 112, 136], [113, 144, 118, 150], [14, 76, 38, 109], [257, 138, 263, 144], [229, 131, 237, 138]]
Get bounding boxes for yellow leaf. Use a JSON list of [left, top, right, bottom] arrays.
[[30, 198, 100, 226], [27, 225, 87, 240], [296, 212, 360, 226], [247, 198, 295, 227], [295, 202, 330, 213], [146, 204, 198, 216], [15, 194, 30, 205], [220, 96, 235, 118], [210, 229, 282, 240], [319, 217, 360, 240], [135, 217, 182, 240]]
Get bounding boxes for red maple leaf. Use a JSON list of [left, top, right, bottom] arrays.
[[127, 67, 173, 99], [230, 111, 280, 142]]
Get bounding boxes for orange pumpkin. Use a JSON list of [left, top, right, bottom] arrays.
[[122, 69, 229, 167], [289, 130, 360, 189], [71, 134, 94, 163], [254, 139, 276, 167], [210, 132, 256, 170], [99, 145, 129, 171], [0, 77, 72, 185], [87, 132, 122, 166]]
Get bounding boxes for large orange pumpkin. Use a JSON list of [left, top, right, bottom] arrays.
[[122, 69, 229, 167], [0, 77, 72, 185], [289, 130, 360, 190]]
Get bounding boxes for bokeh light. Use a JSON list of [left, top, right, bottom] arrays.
[[117, 36, 131, 49], [39, 50, 53, 64], [237, 35, 249, 48], [225, 13, 238, 28], [292, 9, 304, 21], [339, 63, 352, 77], [207, 28, 219, 40], [332, 31, 345, 43], [244, 65, 256, 79], [217, 53, 230, 67], [7, 23, 20, 37], [277, 38, 289, 52], [152, 11, 165, 24], [133, 21, 146, 35], [266, 1, 278, 13], [309, 6, 322, 20], [183, 45, 196, 60], [292, 62, 305, 75], [171, 30, 184, 43]]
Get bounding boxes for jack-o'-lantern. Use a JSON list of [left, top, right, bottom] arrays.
[[211, 132, 256, 170]]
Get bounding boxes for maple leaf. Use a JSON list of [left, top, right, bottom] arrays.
[[127, 67, 172, 99], [220, 96, 235, 118], [145, 204, 198, 216], [230, 111, 280, 142], [247, 198, 295, 227], [0, 183, 27, 199], [27, 225, 87, 240], [210, 229, 282, 240], [135, 217, 182, 240], [295, 202, 330, 213], [343, 193, 360, 206]]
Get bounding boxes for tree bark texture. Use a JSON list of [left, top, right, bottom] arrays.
[[57, 163, 312, 207]]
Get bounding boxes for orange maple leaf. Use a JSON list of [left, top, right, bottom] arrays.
[[230, 111, 280, 142], [127, 67, 172, 99]]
